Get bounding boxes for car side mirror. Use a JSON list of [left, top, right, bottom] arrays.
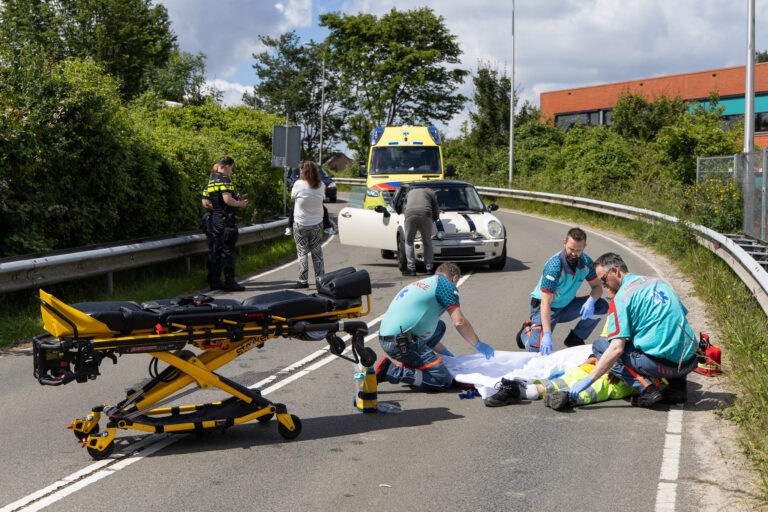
[[445, 164, 456, 177], [374, 205, 391, 218], [359, 164, 367, 177], [488, 203, 499, 212]]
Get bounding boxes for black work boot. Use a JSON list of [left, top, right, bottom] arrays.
[[544, 390, 574, 411], [374, 357, 392, 383], [223, 280, 246, 292], [209, 280, 225, 291], [660, 377, 688, 404], [516, 320, 532, 349], [484, 378, 524, 407], [563, 330, 585, 347], [631, 386, 663, 408]]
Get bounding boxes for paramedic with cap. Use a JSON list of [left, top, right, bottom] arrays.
[[516, 227, 608, 355], [374, 262, 495, 391], [569, 252, 697, 408]]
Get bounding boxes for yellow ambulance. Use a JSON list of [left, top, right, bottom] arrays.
[[359, 126, 454, 209]]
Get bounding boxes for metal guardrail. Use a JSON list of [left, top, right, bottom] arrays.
[[5, 176, 768, 316], [0, 219, 287, 294], [336, 177, 768, 315]]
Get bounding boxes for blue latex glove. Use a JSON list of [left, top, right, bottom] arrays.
[[441, 348, 455, 357], [569, 376, 594, 399], [579, 296, 596, 320], [539, 331, 553, 356], [474, 341, 495, 359]]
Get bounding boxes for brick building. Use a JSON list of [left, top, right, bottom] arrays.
[[540, 62, 768, 147]]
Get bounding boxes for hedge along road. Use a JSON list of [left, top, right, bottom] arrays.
[[0, 197, 746, 512]]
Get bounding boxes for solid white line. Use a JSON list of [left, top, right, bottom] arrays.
[[5, 267, 467, 511]]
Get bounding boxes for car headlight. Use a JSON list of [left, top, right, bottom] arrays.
[[365, 187, 380, 197], [327, 182, 337, 188], [487, 220, 504, 238]]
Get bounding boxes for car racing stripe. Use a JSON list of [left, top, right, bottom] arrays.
[[461, 214, 476, 232]]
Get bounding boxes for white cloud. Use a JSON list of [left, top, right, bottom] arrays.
[[208, 79, 249, 106], [159, 0, 768, 140]]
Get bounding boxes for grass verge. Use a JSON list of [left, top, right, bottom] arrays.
[[493, 196, 768, 501], [0, 236, 297, 350]]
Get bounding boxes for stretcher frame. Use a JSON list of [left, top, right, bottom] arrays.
[[34, 287, 375, 460]]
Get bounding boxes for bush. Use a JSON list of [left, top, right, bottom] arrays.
[[129, 97, 284, 222], [0, 49, 179, 254]]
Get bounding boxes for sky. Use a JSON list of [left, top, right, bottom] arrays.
[[158, 0, 768, 145]]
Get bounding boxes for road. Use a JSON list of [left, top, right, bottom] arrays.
[[0, 197, 711, 512]]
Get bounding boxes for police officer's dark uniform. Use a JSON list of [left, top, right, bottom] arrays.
[[205, 169, 246, 291], [201, 179, 216, 286]]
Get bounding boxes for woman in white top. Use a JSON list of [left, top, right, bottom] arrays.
[[290, 160, 326, 288]]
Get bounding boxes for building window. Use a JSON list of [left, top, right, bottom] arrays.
[[588, 111, 600, 126], [603, 109, 613, 126], [757, 112, 768, 133], [555, 113, 588, 131]]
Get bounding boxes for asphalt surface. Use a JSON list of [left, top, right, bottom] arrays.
[[0, 197, 701, 512]]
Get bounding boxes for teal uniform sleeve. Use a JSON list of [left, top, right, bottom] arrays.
[[435, 275, 460, 311]]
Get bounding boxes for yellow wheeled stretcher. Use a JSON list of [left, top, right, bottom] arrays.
[[33, 267, 376, 460]]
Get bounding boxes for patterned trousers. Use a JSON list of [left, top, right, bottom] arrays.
[[293, 222, 325, 283]]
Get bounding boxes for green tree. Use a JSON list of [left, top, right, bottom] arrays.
[[141, 50, 219, 106], [320, 7, 468, 157], [655, 93, 742, 184], [468, 62, 513, 149], [244, 32, 346, 161], [0, 0, 178, 100], [757, 49, 768, 63], [611, 91, 687, 142]]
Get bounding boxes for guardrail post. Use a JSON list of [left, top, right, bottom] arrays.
[[106, 272, 114, 297], [185, 256, 191, 273]]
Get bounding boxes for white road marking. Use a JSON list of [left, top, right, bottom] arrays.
[[2, 265, 471, 512]]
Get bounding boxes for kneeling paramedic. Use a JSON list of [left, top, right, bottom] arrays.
[[374, 262, 495, 391], [568, 252, 698, 408], [518, 227, 608, 355]]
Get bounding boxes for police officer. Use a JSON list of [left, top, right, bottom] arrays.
[[205, 156, 248, 291]]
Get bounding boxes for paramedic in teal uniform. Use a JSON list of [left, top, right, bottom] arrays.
[[572, 252, 698, 408], [374, 262, 495, 391], [517, 227, 608, 355]]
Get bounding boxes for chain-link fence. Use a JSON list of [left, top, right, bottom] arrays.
[[698, 149, 768, 241]]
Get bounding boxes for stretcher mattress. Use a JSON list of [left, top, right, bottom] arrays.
[[64, 269, 371, 335]]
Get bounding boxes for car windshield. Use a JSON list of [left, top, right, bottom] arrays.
[[369, 146, 441, 175], [432, 186, 486, 211]]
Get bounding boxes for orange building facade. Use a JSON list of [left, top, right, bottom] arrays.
[[539, 62, 768, 148]]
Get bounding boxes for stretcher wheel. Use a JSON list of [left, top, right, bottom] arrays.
[[359, 347, 377, 367], [73, 423, 99, 441], [87, 441, 114, 460], [257, 412, 274, 424], [278, 415, 302, 440]]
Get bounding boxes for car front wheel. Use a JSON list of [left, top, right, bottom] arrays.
[[488, 243, 507, 270]]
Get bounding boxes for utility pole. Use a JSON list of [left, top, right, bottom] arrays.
[[745, 0, 756, 154], [508, 0, 515, 187]]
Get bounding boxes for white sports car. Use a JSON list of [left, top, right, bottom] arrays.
[[338, 180, 507, 270]]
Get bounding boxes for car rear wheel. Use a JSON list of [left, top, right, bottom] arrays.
[[397, 235, 407, 271], [488, 243, 507, 270]]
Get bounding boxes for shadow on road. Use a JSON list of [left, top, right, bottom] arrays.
[[139, 407, 464, 457]]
